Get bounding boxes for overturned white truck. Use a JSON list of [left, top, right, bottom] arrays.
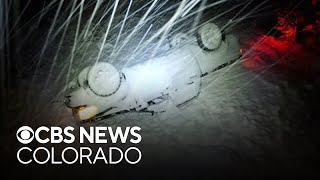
[[65, 23, 241, 122]]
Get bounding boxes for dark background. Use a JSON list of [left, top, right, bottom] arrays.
[[1, 0, 320, 179]]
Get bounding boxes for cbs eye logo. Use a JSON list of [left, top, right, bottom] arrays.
[[16, 126, 34, 144]]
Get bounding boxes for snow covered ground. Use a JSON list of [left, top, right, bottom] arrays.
[[2, 0, 320, 178]]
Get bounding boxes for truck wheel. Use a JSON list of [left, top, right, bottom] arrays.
[[197, 23, 222, 51]]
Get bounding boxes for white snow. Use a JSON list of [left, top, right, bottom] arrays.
[[65, 23, 241, 121], [4, 0, 320, 177]]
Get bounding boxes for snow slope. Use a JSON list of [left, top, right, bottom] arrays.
[[2, 0, 320, 178]]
